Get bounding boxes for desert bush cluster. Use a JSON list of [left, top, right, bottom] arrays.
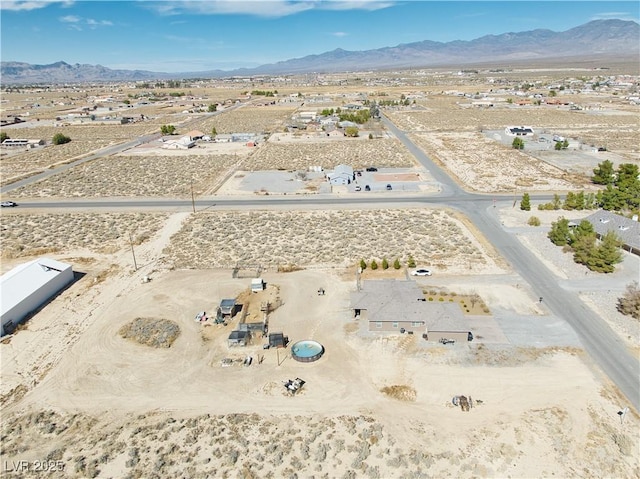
[[2, 404, 637, 478], [0, 212, 167, 258], [409, 131, 585, 192], [389, 97, 640, 133], [193, 106, 297, 135], [1, 139, 112, 185], [10, 155, 239, 198], [248, 138, 415, 171], [164, 209, 497, 273], [119, 318, 180, 348]]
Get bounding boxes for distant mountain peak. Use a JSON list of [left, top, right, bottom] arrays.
[[1, 19, 638, 83]]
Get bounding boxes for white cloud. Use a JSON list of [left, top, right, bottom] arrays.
[[332, 31, 348, 37], [59, 14, 80, 22], [591, 11, 638, 21], [86, 18, 114, 26], [144, 0, 395, 18], [58, 14, 114, 29], [1, 0, 73, 11]]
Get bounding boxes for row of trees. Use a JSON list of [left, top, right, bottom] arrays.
[[521, 186, 639, 213], [338, 109, 371, 125], [250, 90, 276, 97], [592, 161, 639, 211], [548, 218, 622, 273], [359, 256, 416, 271]]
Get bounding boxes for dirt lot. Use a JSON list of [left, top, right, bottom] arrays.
[[2, 265, 638, 478], [2, 76, 639, 478]]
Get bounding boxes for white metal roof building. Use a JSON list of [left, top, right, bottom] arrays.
[[1, 258, 73, 336]]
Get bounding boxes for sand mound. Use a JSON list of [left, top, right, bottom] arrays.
[[118, 317, 180, 348], [380, 385, 417, 402]]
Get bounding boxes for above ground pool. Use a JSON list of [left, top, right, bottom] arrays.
[[291, 340, 325, 363]]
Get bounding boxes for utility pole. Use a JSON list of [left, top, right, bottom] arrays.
[[129, 232, 138, 271], [191, 180, 196, 213]]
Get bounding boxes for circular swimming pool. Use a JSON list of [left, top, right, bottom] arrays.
[[291, 340, 325, 363]]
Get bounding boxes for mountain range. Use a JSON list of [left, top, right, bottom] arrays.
[[2, 19, 638, 84]]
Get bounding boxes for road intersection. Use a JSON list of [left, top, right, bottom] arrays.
[[3, 114, 638, 411]]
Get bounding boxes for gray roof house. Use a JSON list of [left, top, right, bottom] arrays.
[[581, 210, 640, 256], [327, 164, 354, 185], [350, 280, 472, 340]]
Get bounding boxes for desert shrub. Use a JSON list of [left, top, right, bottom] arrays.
[[407, 255, 416, 268], [438, 297, 444, 302], [393, 258, 401, 269], [428, 297, 434, 301], [528, 216, 541, 226], [381, 258, 389, 270], [52, 133, 71, 145], [370, 260, 378, 270], [617, 282, 640, 320], [119, 318, 180, 348], [360, 259, 367, 271]]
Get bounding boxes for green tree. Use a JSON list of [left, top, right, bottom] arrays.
[[562, 139, 569, 149], [161, 125, 176, 135], [370, 259, 378, 270], [570, 220, 595, 246], [552, 194, 562, 210], [527, 216, 541, 226], [512, 137, 524, 150], [52, 133, 71, 145], [600, 184, 622, 211], [549, 90, 557, 97], [393, 258, 401, 270], [382, 258, 389, 270], [592, 160, 615, 185], [520, 193, 531, 211], [368, 133, 373, 140], [208, 104, 217, 112], [572, 232, 597, 266], [548, 217, 571, 246], [345, 126, 359, 137], [554, 141, 563, 150], [588, 231, 623, 273], [407, 255, 416, 268], [0, 131, 8, 143], [359, 259, 367, 271], [123, 99, 130, 105], [211, 126, 218, 137]]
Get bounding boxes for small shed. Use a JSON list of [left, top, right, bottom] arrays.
[[269, 332, 288, 348], [251, 278, 265, 293], [228, 330, 250, 347], [219, 299, 237, 316]]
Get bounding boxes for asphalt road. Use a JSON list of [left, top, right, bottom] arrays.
[[383, 116, 639, 411], [3, 113, 638, 411]]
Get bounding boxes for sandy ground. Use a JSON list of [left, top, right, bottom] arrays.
[[2, 81, 639, 478], [1, 210, 639, 478]]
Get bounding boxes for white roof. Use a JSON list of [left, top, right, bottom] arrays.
[[1, 258, 72, 316]]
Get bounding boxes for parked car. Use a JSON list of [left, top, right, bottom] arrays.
[[364, 185, 371, 191], [386, 184, 392, 190], [1, 201, 17, 207], [366, 167, 378, 172], [411, 268, 432, 276], [354, 185, 361, 191]]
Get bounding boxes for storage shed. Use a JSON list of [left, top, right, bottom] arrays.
[[251, 278, 265, 293], [1, 258, 74, 336], [228, 330, 250, 347]]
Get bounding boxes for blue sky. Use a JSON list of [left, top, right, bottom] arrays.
[[1, 1, 638, 72]]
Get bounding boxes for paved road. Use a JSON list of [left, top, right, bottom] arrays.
[[3, 112, 638, 410], [383, 116, 639, 411]]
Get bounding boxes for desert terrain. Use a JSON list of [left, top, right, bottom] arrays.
[[1, 68, 639, 478]]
